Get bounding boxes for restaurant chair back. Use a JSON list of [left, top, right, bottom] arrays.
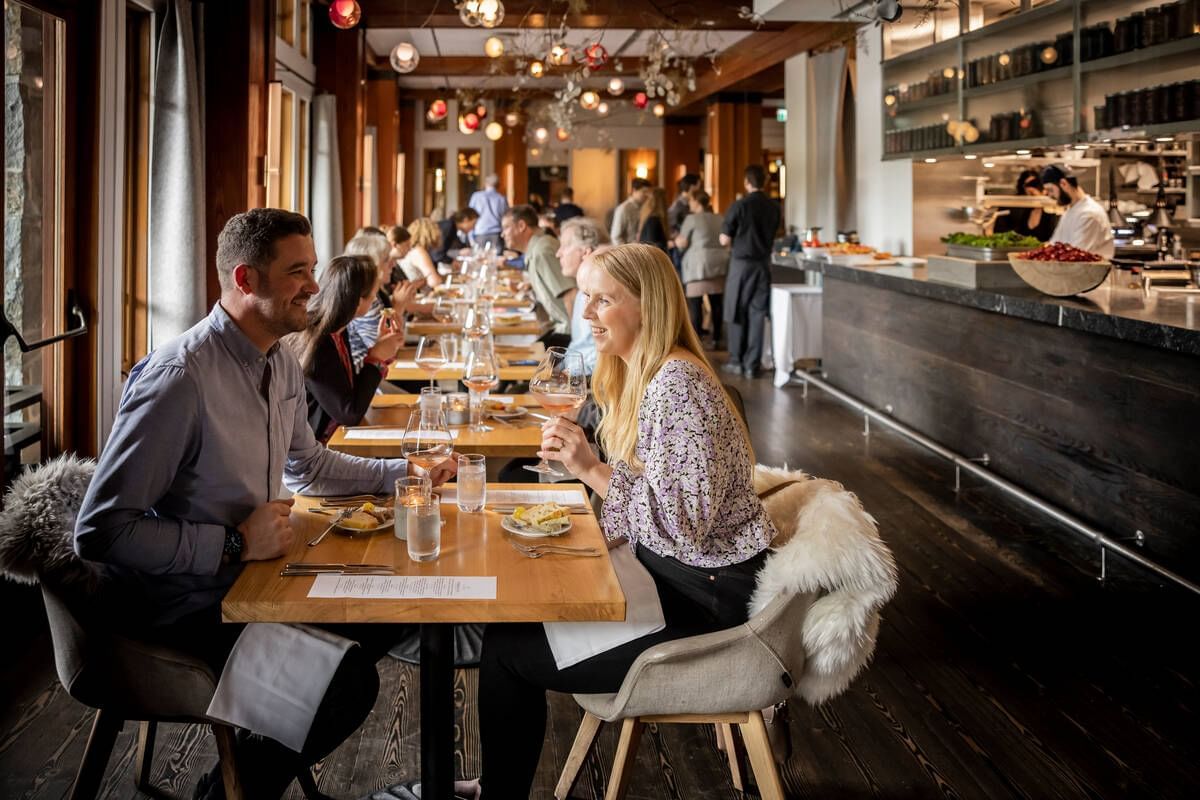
[[555, 465, 898, 800], [0, 454, 328, 800]]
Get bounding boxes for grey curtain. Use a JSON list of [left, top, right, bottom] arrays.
[[311, 94, 343, 269], [148, 0, 205, 348], [809, 48, 849, 237]]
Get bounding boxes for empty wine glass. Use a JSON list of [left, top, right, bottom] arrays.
[[463, 299, 492, 340], [463, 340, 500, 433], [525, 347, 587, 477], [414, 336, 447, 388], [402, 397, 454, 476], [432, 295, 456, 324]]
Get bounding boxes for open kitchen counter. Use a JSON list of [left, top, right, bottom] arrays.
[[779, 256, 1200, 356]]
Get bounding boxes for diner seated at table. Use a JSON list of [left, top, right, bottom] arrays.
[[74, 209, 457, 800], [431, 207, 479, 266], [556, 217, 610, 376], [344, 230, 425, 370], [502, 204, 576, 348], [286, 254, 405, 442], [467, 243, 776, 799], [398, 217, 444, 287]]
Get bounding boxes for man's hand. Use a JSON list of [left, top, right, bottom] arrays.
[[237, 499, 296, 561], [421, 453, 460, 487]]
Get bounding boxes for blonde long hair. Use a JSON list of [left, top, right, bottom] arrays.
[[591, 244, 751, 470], [407, 218, 440, 250]]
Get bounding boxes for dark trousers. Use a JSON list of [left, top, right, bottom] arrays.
[[724, 259, 771, 370], [687, 294, 723, 344], [144, 607, 405, 799], [477, 546, 768, 799]]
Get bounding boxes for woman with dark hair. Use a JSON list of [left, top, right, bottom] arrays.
[[994, 169, 1058, 241], [287, 255, 405, 442], [637, 187, 670, 253]]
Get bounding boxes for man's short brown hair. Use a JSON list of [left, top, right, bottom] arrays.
[[215, 209, 312, 290]]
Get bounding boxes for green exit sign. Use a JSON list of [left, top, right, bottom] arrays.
[[776, 108, 787, 123]]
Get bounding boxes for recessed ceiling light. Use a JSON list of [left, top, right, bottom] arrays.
[[964, 154, 977, 160], [924, 158, 937, 163]]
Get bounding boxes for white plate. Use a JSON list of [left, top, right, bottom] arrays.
[[501, 514, 573, 538], [335, 515, 394, 535]]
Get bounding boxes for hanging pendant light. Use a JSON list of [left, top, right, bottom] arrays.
[[584, 43, 609, 69], [484, 36, 505, 58], [485, 122, 504, 141], [390, 42, 420, 74], [428, 99, 449, 121], [555, 127, 570, 142], [329, 0, 361, 29], [580, 91, 600, 111], [534, 126, 549, 143], [477, 0, 505, 28], [504, 111, 521, 127], [597, 102, 609, 116], [652, 103, 666, 117], [529, 60, 545, 78], [548, 44, 571, 66], [459, 1, 482, 26], [608, 77, 625, 96], [633, 92, 648, 109]]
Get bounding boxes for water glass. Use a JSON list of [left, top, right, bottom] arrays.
[[456, 454, 487, 512], [406, 496, 442, 562], [394, 475, 432, 541]]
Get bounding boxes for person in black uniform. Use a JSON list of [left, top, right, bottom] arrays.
[[553, 187, 585, 225], [993, 169, 1059, 241], [719, 164, 781, 379]]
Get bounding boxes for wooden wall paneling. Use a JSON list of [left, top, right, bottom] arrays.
[[314, 23, 365, 240], [821, 277, 1200, 580], [706, 98, 761, 214], [397, 99, 416, 224], [203, 0, 273, 307], [367, 80, 399, 225], [492, 116, 527, 206], [661, 116, 702, 195]]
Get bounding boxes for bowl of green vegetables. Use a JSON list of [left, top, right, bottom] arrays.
[[941, 231, 1042, 262]]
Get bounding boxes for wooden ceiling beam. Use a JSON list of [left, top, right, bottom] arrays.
[[370, 55, 703, 78], [356, 1, 791, 31]]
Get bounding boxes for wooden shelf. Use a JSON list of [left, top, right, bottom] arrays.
[[889, 92, 958, 113], [961, 0, 1074, 43], [1089, 120, 1200, 141], [882, 38, 958, 69], [1079, 35, 1200, 74], [961, 134, 1076, 155], [963, 65, 1073, 99]]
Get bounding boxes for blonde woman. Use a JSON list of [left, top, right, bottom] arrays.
[[398, 217, 443, 286], [470, 243, 776, 799]]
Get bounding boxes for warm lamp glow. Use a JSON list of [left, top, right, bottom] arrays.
[[597, 102, 609, 116], [549, 44, 570, 66], [484, 37, 505, 58], [529, 60, 545, 78], [329, 0, 361, 29], [580, 91, 600, 110], [485, 122, 504, 140], [608, 77, 625, 95], [534, 126, 549, 142], [652, 103, 665, 117], [555, 127, 569, 141], [635, 164, 649, 179], [634, 92, 648, 109], [390, 42, 419, 74]]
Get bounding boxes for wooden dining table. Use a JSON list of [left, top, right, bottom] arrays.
[[222, 487, 624, 800], [406, 317, 550, 339], [328, 412, 548, 459], [385, 343, 544, 383]]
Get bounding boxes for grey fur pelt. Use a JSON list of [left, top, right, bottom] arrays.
[[0, 453, 98, 588]]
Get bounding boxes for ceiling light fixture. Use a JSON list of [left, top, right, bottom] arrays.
[[608, 77, 625, 96], [485, 122, 504, 141], [329, 0, 361, 29], [875, 0, 902, 23], [389, 42, 420, 74], [484, 36, 505, 58]]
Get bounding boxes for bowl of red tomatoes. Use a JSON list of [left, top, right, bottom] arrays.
[[1008, 243, 1111, 296]]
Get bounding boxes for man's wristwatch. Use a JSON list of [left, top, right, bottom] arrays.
[[223, 526, 245, 563]]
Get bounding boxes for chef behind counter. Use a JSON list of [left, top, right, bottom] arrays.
[[1039, 163, 1115, 260], [993, 169, 1059, 242]]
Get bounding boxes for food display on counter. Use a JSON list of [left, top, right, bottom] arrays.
[[1008, 243, 1111, 296], [941, 231, 1042, 249], [1013, 242, 1106, 263], [824, 242, 874, 255]]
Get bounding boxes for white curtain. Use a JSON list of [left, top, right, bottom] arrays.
[[148, 0, 205, 348], [311, 94, 343, 269]]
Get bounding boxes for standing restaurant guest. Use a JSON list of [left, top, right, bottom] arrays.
[[502, 205, 576, 344], [610, 177, 653, 245], [668, 173, 702, 236], [468, 173, 509, 251], [431, 207, 479, 266], [637, 187, 671, 253], [720, 164, 781, 379], [556, 217, 611, 375], [397, 218, 443, 287], [1040, 163, 1115, 259], [287, 255, 405, 442], [993, 169, 1058, 241], [554, 186, 585, 225], [74, 209, 457, 800], [466, 244, 775, 799], [675, 190, 730, 347]]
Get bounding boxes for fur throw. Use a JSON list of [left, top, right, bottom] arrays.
[[751, 465, 898, 705], [0, 453, 99, 589]]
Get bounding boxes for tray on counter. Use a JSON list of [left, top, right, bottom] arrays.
[[945, 243, 1034, 262]]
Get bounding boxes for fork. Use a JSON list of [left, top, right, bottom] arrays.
[[509, 540, 600, 558], [306, 506, 358, 546]]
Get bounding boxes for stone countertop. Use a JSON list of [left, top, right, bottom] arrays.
[[775, 256, 1200, 357]]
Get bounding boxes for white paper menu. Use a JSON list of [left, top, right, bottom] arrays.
[[343, 428, 458, 441], [307, 575, 496, 600]]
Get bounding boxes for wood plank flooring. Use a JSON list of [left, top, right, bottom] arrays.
[[3, 365, 1198, 799]]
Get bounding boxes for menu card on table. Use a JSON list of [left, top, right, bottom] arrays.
[[307, 575, 496, 599], [344, 428, 459, 441]]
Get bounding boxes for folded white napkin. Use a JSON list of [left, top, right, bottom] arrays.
[[543, 545, 666, 670], [206, 623, 354, 752]]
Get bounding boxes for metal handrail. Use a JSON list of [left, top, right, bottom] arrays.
[[0, 291, 88, 353], [792, 370, 1200, 596]]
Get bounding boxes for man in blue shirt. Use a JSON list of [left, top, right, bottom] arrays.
[[75, 209, 456, 799], [468, 173, 509, 251]]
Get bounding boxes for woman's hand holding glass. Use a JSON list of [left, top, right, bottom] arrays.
[[537, 416, 598, 477]]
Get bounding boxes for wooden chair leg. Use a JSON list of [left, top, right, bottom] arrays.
[[212, 724, 246, 800], [604, 718, 644, 800], [717, 722, 747, 792], [555, 711, 604, 800], [135, 720, 157, 793], [738, 711, 786, 800], [69, 708, 123, 800], [296, 768, 336, 800]]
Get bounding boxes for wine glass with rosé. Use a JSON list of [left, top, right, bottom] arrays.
[[463, 339, 501, 432], [524, 347, 587, 477]]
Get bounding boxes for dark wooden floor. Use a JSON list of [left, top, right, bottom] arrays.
[[3, 363, 1199, 799]]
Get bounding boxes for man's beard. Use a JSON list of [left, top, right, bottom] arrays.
[[1056, 189, 1071, 206]]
